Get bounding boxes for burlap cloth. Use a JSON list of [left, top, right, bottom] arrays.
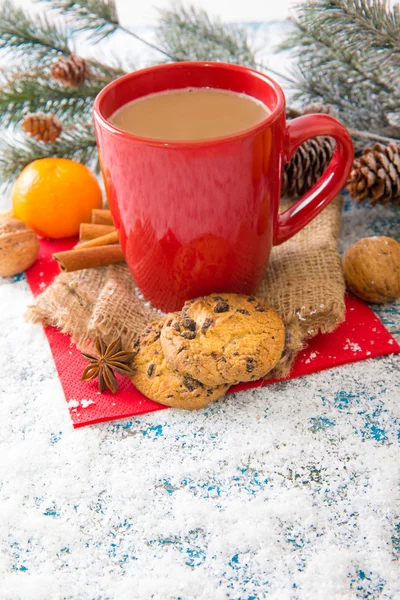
[[27, 196, 345, 379]]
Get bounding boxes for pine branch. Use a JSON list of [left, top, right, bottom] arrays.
[[0, 0, 71, 65], [156, 4, 257, 66], [87, 58, 126, 79], [0, 127, 98, 185], [290, 69, 396, 151], [38, 0, 175, 59], [0, 74, 105, 127], [302, 0, 400, 55], [282, 0, 400, 140], [37, 0, 119, 41], [0, 1, 124, 78], [292, 19, 395, 94]]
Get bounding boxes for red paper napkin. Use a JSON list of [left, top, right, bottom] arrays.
[[26, 238, 400, 428]]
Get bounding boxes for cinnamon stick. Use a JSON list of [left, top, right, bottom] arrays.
[[75, 230, 119, 250], [53, 245, 124, 272], [91, 208, 114, 226], [80, 223, 115, 241]]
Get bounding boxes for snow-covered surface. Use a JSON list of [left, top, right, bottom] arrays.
[[1, 196, 399, 600]]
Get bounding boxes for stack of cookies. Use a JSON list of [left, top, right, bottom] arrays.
[[131, 293, 285, 410]]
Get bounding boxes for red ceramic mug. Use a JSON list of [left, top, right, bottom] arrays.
[[94, 61, 353, 312]]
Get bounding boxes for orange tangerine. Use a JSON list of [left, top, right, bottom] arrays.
[[12, 158, 102, 239]]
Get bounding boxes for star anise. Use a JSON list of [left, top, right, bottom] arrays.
[[81, 337, 137, 393]]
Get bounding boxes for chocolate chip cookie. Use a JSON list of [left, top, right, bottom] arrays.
[[131, 318, 229, 410], [160, 294, 285, 386]]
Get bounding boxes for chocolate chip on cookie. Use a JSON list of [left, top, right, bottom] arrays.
[[201, 318, 213, 333], [172, 321, 181, 332], [147, 362, 155, 377], [183, 375, 201, 392], [181, 330, 196, 340], [181, 317, 196, 331], [214, 301, 230, 313], [246, 357, 255, 372]]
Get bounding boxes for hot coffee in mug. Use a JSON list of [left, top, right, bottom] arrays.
[[94, 62, 353, 312], [109, 88, 270, 141]]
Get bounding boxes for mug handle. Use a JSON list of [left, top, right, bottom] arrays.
[[274, 114, 354, 245]]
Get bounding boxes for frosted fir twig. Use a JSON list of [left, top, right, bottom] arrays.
[[156, 4, 257, 66], [0, 1, 71, 64], [0, 127, 98, 185]]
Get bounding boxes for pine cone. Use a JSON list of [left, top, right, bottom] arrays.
[[22, 112, 63, 143], [303, 102, 338, 118], [281, 137, 335, 198], [51, 54, 89, 88], [346, 142, 400, 207]]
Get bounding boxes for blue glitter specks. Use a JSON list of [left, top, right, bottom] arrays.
[[334, 390, 359, 411], [391, 522, 400, 558], [309, 417, 336, 432], [159, 467, 269, 499], [185, 546, 206, 568], [10, 272, 26, 283], [360, 410, 388, 443], [161, 479, 178, 494], [141, 424, 163, 437], [232, 467, 269, 495], [43, 508, 60, 517], [349, 568, 386, 598], [10, 540, 31, 573], [50, 431, 62, 444], [222, 549, 270, 597], [229, 553, 239, 568], [363, 421, 387, 442], [149, 529, 207, 569], [358, 570, 367, 580]]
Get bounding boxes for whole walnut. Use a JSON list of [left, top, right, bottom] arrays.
[[0, 217, 39, 277], [342, 236, 400, 303]]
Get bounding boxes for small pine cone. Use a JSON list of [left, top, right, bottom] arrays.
[[303, 102, 338, 118], [281, 137, 336, 198], [22, 112, 63, 143], [51, 54, 89, 88], [346, 142, 400, 207]]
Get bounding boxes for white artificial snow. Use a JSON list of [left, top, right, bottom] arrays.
[[1, 200, 399, 600], [67, 399, 79, 408], [305, 351, 319, 364], [344, 339, 363, 353], [80, 399, 95, 408]]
